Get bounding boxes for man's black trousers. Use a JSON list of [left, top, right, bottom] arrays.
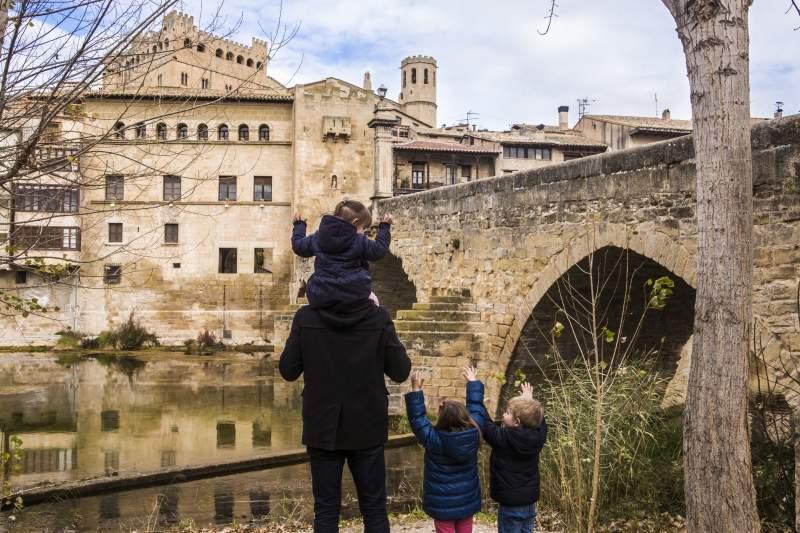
[[307, 444, 390, 533]]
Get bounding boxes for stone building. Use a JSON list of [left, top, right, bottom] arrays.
[[573, 110, 693, 151]]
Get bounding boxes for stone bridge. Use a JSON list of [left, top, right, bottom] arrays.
[[374, 116, 800, 415]]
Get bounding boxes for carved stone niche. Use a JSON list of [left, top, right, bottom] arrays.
[[322, 116, 351, 142]]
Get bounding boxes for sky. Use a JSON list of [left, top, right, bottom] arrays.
[[180, 0, 799, 130]]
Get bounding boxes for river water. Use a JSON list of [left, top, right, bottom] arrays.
[[0, 352, 422, 531]]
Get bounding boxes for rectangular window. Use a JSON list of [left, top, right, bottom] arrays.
[[164, 223, 179, 244], [105, 175, 124, 201], [411, 163, 425, 189], [218, 248, 237, 273], [15, 185, 79, 213], [461, 165, 471, 181], [253, 176, 272, 201], [180, 72, 188, 86], [163, 175, 181, 201], [104, 265, 121, 284], [13, 226, 80, 250], [218, 176, 236, 201], [542, 148, 552, 160], [254, 248, 272, 273], [201, 78, 209, 89], [445, 166, 457, 185], [108, 223, 122, 243], [157, 74, 163, 87], [14, 270, 27, 284]]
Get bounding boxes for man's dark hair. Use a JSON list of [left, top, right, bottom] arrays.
[[334, 200, 372, 229]]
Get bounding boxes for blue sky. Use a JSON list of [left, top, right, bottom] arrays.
[[181, 0, 799, 130]]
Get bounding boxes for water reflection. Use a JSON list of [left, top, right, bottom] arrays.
[[0, 352, 303, 489], [6, 446, 423, 531]]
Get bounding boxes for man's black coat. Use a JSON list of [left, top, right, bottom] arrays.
[[279, 302, 411, 450]]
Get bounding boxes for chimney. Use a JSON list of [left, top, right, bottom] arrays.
[[363, 72, 372, 91], [661, 108, 671, 121], [558, 105, 569, 130]]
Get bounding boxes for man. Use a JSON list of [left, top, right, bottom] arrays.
[[279, 299, 411, 532]]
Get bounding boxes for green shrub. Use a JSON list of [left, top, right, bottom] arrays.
[[55, 328, 84, 349], [537, 360, 682, 529], [96, 313, 159, 350]]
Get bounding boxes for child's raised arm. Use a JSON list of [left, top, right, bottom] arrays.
[[291, 213, 314, 258], [463, 367, 502, 446], [362, 214, 392, 261], [404, 370, 443, 452]]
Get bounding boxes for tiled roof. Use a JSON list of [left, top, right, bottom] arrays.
[[468, 131, 607, 149], [393, 140, 499, 155], [582, 114, 693, 131]]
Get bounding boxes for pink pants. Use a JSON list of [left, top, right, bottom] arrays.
[[434, 516, 473, 533]]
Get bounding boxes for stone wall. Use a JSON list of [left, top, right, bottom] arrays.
[[379, 116, 800, 412]]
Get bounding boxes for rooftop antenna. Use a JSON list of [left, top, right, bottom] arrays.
[[577, 97, 596, 119], [654, 92, 659, 116], [457, 110, 480, 127], [775, 101, 784, 113]]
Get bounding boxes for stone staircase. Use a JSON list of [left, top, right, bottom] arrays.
[[389, 289, 486, 412]]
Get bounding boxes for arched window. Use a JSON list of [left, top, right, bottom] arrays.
[[163, 39, 169, 49], [258, 124, 270, 141], [158, 42, 163, 51], [183, 38, 191, 48], [218, 124, 229, 141], [156, 122, 167, 140], [177, 123, 188, 139], [256, 61, 263, 70], [197, 43, 206, 53], [215, 48, 223, 58], [152, 45, 157, 53], [424, 68, 429, 84], [246, 58, 254, 67], [113, 122, 125, 139], [198, 123, 208, 140], [238, 124, 249, 141], [331, 175, 338, 189], [134, 122, 146, 139], [225, 51, 233, 61], [433, 71, 436, 85], [411, 68, 416, 83], [236, 55, 244, 64], [403, 70, 407, 88]]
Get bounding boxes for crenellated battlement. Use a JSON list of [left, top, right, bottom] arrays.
[[401, 55, 437, 66]]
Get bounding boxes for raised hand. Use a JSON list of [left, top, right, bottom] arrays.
[[411, 370, 425, 391], [382, 213, 394, 225], [520, 382, 533, 400], [462, 366, 478, 382], [293, 212, 306, 223]]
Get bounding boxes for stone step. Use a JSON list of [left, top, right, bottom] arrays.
[[412, 302, 477, 311], [397, 330, 478, 343], [431, 288, 472, 298], [396, 309, 481, 322], [429, 295, 472, 304], [395, 320, 472, 333]]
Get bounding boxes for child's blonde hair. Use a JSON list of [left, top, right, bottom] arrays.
[[507, 397, 544, 428], [334, 200, 372, 229]]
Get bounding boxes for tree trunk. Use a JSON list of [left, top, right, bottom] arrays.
[[661, 1, 760, 531]]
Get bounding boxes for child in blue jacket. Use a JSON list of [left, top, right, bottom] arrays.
[[405, 371, 481, 533], [292, 199, 392, 309]]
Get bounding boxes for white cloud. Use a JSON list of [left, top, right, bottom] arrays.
[[181, 0, 799, 129]]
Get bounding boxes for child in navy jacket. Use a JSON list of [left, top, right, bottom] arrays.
[[405, 371, 481, 533], [292, 200, 392, 309], [464, 367, 547, 533]]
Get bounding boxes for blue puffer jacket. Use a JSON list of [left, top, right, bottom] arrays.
[[405, 390, 481, 521], [292, 215, 391, 308]]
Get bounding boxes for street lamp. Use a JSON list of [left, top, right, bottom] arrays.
[[377, 84, 387, 100]]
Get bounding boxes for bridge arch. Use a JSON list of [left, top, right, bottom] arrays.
[[490, 227, 698, 409]]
